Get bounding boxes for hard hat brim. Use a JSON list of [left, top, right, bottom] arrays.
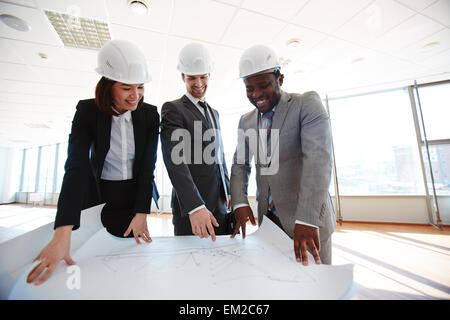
[[96, 68, 152, 84], [240, 66, 281, 79]]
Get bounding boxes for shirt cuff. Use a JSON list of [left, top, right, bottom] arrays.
[[295, 220, 318, 229], [233, 203, 250, 211], [187, 205, 206, 215]]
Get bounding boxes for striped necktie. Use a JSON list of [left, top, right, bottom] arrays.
[[263, 111, 276, 213], [263, 110, 274, 156]]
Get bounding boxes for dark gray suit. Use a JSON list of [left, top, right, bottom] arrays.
[[161, 95, 231, 235]]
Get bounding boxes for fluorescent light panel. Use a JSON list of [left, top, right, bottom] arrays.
[[45, 10, 111, 50]]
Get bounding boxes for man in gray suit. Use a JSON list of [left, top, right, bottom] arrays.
[[161, 43, 231, 241], [230, 45, 336, 265]]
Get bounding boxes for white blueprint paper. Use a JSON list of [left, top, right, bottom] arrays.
[[9, 216, 353, 300]]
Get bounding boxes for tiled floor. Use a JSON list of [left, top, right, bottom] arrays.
[[1, 204, 449, 299]]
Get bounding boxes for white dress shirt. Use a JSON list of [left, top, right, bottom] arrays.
[[100, 108, 135, 181]]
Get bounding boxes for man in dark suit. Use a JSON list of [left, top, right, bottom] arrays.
[[161, 43, 231, 241]]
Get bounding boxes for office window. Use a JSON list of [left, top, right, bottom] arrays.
[[21, 147, 38, 192], [37, 145, 56, 193], [416, 82, 450, 195], [329, 89, 425, 195], [55, 142, 68, 192]]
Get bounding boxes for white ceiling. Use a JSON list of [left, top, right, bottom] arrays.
[[0, 0, 449, 148]]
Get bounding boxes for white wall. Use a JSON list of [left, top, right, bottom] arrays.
[[332, 195, 450, 225], [0, 147, 22, 204]]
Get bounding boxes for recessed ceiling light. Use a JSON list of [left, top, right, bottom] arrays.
[[0, 14, 31, 32], [422, 41, 440, 49], [128, 0, 149, 15], [24, 123, 50, 129], [286, 38, 301, 48], [38, 52, 48, 60], [9, 139, 29, 143], [351, 57, 365, 64]]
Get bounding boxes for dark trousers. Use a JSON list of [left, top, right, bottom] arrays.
[[266, 210, 285, 232], [99, 179, 137, 238], [172, 204, 231, 236]]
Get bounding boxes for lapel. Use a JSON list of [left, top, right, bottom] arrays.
[[96, 109, 112, 165], [182, 95, 211, 130], [132, 107, 145, 168], [268, 91, 290, 161]]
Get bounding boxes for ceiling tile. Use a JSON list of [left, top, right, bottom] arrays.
[[0, 92, 76, 107], [105, 0, 172, 33], [0, 38, 26, 64], [109, 23, 166, 61], [422, 0, 450, 27], [0, 0, 37, 7], [0, 40, 98, 71], [395, 0, 439, 11], [170, 0, 236, 43], [0, 61, 41, 82], [215, 0, 243, 7], [401, 28, 450, 62], [300, 36, 373, 68], [333, 0, 416, 45], [29, 66, 98, 87], [292, 0, 373, 34], [0, 79, 91, 97], [221, 9, 286, 48], [270, 24, 327, 65], [63, 47, 98, 71], [370, 14, 444, 53], [420, 48, 450, 71], [0, 2, 61, 46], [36, 0, 109, 21], [241, 0, 308, 21]]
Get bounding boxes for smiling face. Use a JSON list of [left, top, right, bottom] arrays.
[[111, 82, 144, 114], [244, 72, 284, 114], [182, 73, 209, 99]]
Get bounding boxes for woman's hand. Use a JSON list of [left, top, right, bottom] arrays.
[[26, 225, 75, 285], [124, 213, 152, 244]]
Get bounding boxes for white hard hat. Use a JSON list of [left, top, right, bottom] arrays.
[[177, 43, 213, 75], [96, 40, 151, 84], [239, 44, 281, 79]]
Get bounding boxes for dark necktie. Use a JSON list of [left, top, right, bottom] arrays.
[[198, 100, 228, 202], [198, 100, 213, 127]]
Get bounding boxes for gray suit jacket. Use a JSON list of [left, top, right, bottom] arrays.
[[230, 90, 336, 239]]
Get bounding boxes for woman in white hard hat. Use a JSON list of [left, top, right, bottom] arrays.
[[26, 40, 160, 285]]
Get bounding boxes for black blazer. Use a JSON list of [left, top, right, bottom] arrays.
[[54, 99, 160, 230], [160, 95, 230, 217]]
